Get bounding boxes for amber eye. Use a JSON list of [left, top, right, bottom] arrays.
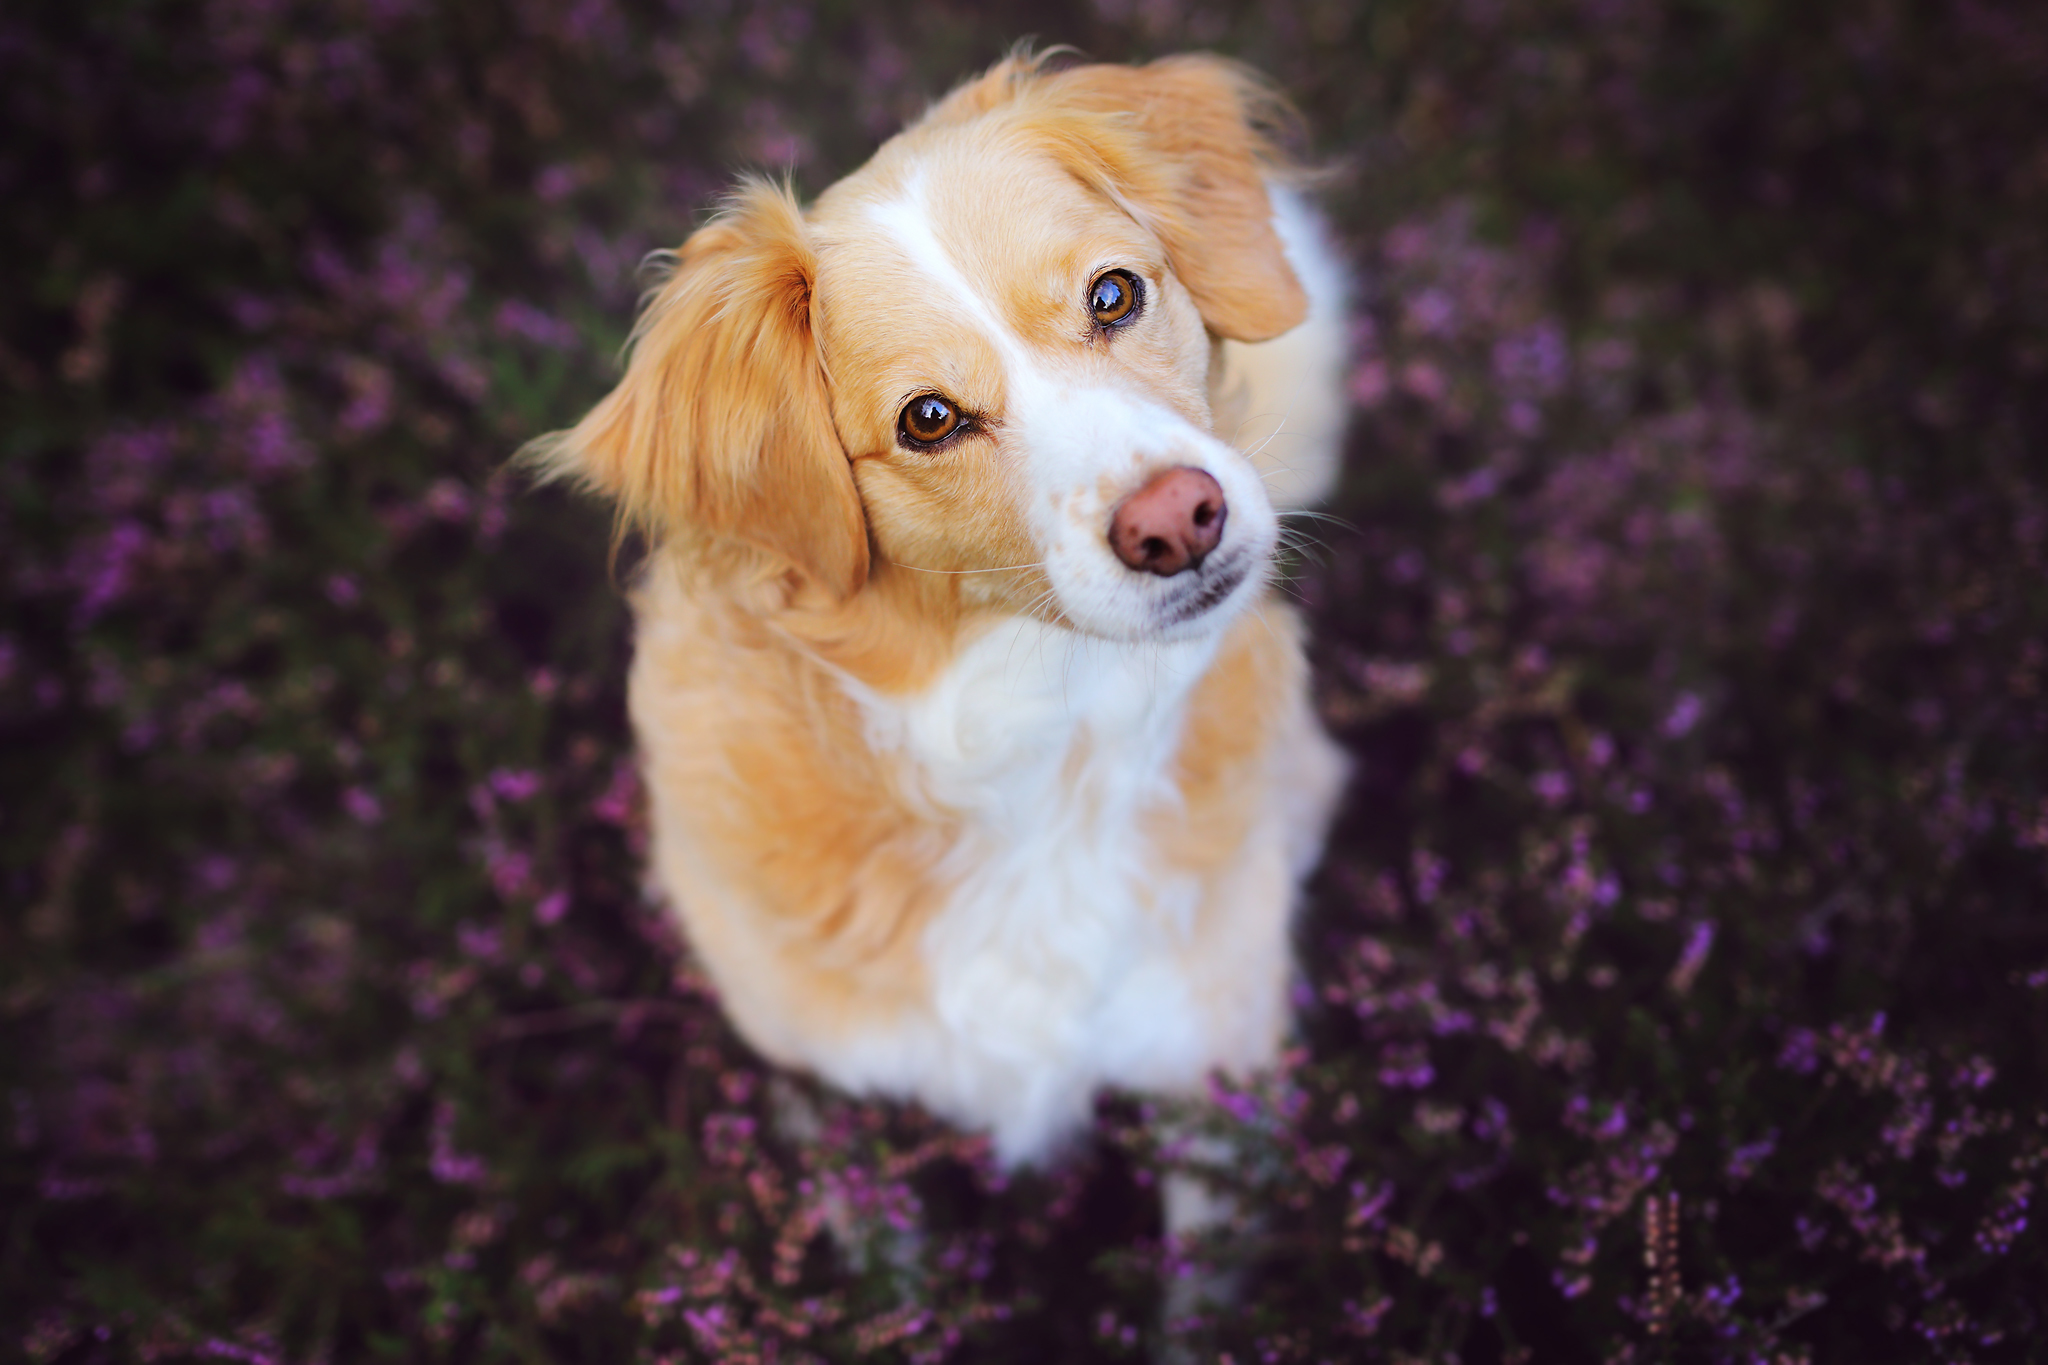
[[1089, 269, 1142, 328], [899, 393, 963, 447]]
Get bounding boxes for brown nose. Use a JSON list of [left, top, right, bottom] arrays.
[[1109, 467, 1228, 577]]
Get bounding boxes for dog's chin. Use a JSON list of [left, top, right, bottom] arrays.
[[1051, 549, 1266, 645], [1155, 548, 1258, 629]]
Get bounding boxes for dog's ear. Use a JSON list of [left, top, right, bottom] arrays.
[[529, 179, 868, 600], [1043, 55, 1308, 344]]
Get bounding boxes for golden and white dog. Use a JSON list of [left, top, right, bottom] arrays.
[[536, 52, 1350, 1177]]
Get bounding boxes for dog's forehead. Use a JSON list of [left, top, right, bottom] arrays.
[[810, 135, 1160, 365]]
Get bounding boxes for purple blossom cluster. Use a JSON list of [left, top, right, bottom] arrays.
[[5, 0, 2047, 1361]]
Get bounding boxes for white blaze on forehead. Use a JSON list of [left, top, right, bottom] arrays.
[[865, 174, 1037, 377], [864, 176, 1132, 515], [862, 173, 1169, 477]]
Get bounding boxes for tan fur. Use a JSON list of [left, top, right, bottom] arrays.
[[630, 559, 1313, 1069], [529, 51, 1348, 1155]]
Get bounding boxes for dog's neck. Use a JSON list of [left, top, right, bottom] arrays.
[[840, 612, 1222, 817]]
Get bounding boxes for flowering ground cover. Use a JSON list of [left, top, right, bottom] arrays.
[[4, 0, 2046, 1360]]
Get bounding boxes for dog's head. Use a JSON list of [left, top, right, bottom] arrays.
[[537, 53, 1306, 646]]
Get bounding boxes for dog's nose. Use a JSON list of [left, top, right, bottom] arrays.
[[1109, 467, 1228, 577]]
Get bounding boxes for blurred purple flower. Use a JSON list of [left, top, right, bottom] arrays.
[[1379, 1043, 1435, 1090], [1350, 358, 1391, 407], [484, 843, 534, 900], [1668, 921, 1715, 996], [488, 768, 542, 802], [71, 521, 150, 625], [1726, 1130, 1778, 1184], [533, 164, 580, 202], [342, 786, 383, 825], [457, 921, 503, 962], [1493, 319, 1571, 398], [337, 357, 394, 435], [428, 1101, 487, 1185], [493, 299, 578, 350], [1976, 1183, 2031, 1255], [1662, 691, 1703, 737]]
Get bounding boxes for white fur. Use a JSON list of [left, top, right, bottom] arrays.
[[867, 177, 1280, 643], [808, 602, 1348, 1167], [1220, 184, 1353, 509]]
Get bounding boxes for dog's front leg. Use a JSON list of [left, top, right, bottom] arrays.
[[1157, 1122, 1259, 1352], [766, 1075, 928, 1280]]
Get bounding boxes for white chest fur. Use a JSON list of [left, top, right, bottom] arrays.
[[828, 618, 1229, 1163]]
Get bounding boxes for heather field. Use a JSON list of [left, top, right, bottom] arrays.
[[5, 1, 2047, 1360]]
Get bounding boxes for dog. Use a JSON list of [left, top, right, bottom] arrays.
[[532, 52, 1350, 1214]]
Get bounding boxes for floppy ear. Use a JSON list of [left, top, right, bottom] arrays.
[[528, 178, 868, 600], [1048, 55, 1308, 343]]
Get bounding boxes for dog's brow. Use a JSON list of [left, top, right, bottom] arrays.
[[867, 176, 1034, 374]]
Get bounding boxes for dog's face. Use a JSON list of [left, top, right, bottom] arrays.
[[814, 135, 1277, 642], [539, 54, 1307, 648]]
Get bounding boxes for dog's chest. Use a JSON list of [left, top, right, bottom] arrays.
[[843, 618, 1224, 1153]]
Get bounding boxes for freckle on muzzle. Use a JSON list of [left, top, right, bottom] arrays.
[[1108, 466, 1227, 576]]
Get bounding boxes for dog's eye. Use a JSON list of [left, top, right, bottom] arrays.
[[899, 393, 963, 447], [1089, 270, 1142, 328]]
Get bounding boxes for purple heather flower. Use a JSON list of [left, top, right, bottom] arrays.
[[427, 1102, 486, 1186], [1662, 692, 1703, 737], [1668, 921, 1716, 996], [342, 786, 383, 825], [487, 768, 542, 803], [1379, 1043, 1435, 1090], [1726, 1130, 1778, 1184], [493, 299, 579, 350]]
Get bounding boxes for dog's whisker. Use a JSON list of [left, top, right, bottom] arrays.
[[1276, 521, 1342, 554], [891, 560, 1047, 576], [1279, 508, 1356, 531], [1243, 431, 1288, 463], [1018, 584, 1062, 623], [1247, 599, 1287, 649], [1231, 408, 1292, 459], [1002, 588, 1066, 676], [1272, 577, 1315, 609]]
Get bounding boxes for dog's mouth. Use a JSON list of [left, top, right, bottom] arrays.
[[1155, 548, 1254, 628]]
